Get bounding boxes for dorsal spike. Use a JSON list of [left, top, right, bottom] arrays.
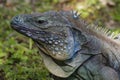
[[86, 21, 119, 40], [109, 32, 115, 38], [72, 10, 80, 19], [114, 33, 120, 40]]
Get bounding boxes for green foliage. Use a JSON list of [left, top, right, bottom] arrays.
[[111, 0, 120, 21]]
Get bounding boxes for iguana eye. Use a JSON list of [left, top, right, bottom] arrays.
[[36, 17, 48, 25], [37, 19, 48, 25], [37, 20, 46, 24], [35, 18, 49, 28]]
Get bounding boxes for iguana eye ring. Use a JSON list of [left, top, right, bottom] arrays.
[[36, 17, 48, 25], [37, 20, 46, 24]]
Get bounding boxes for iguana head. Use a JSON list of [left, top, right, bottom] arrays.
[[11, 11, 86, 61]]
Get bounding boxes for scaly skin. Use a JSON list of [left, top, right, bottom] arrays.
[[11, 11, 120, 80]]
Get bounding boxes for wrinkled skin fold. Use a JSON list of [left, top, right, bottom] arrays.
[[11, 11, 120, 80]]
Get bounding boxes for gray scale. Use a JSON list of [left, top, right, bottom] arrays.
[[63, 46, 67, 49], [45, 38, 49, 41], [52, 51, 56, 55], [48, 40, 52, 44], [50, 37, 53, 40], [53, 44, 55, 47], [21, 30, 26, 33], [64, 40, 68, 43], [48, 47, 52, 50], [61, 48, 64, 51], [26, 31, 32, 37], [32, 36, 38, 39], [59, 42, 64, 46], [39, 37, 45, 42], [36, 31, 40, 34], [58, 52, 61, 54], [68, 46, 71, 50], [54, 41, 58, 45], [58, 40, 61, 42], [54, 47, 59, 51]]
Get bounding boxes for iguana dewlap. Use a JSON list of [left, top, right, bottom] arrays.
[[11, 11, 120, 80]]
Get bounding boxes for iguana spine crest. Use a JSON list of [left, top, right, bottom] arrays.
[[72, 11, 120, 43]]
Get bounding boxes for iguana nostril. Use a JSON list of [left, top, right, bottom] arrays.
[[11, 16, 20, 24]]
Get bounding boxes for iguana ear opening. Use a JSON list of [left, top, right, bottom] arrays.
[[71, 28, 87, 44], [71, 27, 101, 55], [70, 27, 87, 54]]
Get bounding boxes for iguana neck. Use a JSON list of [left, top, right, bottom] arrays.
[[70, 16, 120, 71]]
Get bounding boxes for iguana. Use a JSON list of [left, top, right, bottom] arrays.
[[11, 11, 120, 80]]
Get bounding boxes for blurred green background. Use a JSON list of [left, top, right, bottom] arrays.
[[0, 0, 120, 80]]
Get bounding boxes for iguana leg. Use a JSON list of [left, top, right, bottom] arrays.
[[51, 55, 119, 80]]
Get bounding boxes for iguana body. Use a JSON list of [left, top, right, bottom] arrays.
[[11, 11, 120, 80]]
